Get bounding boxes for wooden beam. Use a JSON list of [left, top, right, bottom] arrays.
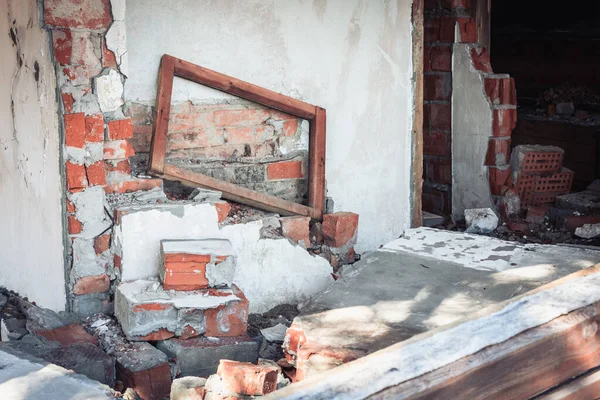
[[308, 107, 326, 219], [171, 56, 317, 120], [411, 0, 424, 228], [148, 55, 175, 174], [162, 164, 320, 219], [537, 369, 600, 400]]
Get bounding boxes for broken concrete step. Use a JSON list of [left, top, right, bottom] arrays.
[[160, 239, 236, 291], [115, 279, 249, 341], [156, 335, 258, 378]]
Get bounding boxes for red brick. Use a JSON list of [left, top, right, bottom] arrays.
[[133, 303, 173, 312], [103, 140, 135, 160], [101, 38, 117, 68], [283, 119, 299, 136], [105, 159, 131, 177], [107, 119, 133, 140], [65, 113, 86, 148], [485, 138, 511, 166], [493, 109, 517, 137], [424, 17, 440, 43], [117, 361, 171, 400], [52, 29, 72, 65], [205, 285, 249, 337], [62, 93, 74, 113], [66, 162, 88, 191], [85, 114, 104, 143], [214, 109, 270, 126], [37, 323, 97, 347], [73, 274, 110, 295], [267, 161, 303, 180], [114, 254, 122, 270], [322, 212, 359, 248], [425, 103, 451, 131], [485, 77, 516, 106], [280, 216, 311, 246], [44, 0, 112, 30], [68, 215, 83, 234], [215, 202, 231, 223], [425, 157, 452, 185], [489, 167, 512, 196], [471, 47, 493, 73], [104, 179, 162, 194], [429, 45, 452, 72], [66, 199, 75, 213], [562, 216, 600, 231], [424, 130, 451, 157], [424, 74, 451, 101], [61, 65, 99, 86], [94, 233, 111, 254], [217, 360, 279, 396], [86, 161, 106, 186]]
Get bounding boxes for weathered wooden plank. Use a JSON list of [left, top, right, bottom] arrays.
[[162, 164, 320, 219], [308, 107, 326, 219], [411, 0, 424, 228], [149, 54, 175, 174], [171, 56, 317, 120], [537, 369, 600, 400]]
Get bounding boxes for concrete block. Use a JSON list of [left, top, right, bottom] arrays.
[[160, 239, 236, 291], [156, 336, 258, 378], [115, 280, 249, 340], [115, 342, 171, 400], [1, 318, 27, 341], [42, 342, 116, 387], [464, 208, 499, 234], [217, 359, 279, 396]]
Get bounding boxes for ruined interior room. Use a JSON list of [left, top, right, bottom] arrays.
[[2, 0, 600, 399]]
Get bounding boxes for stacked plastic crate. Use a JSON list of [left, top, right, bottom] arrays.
[[511, 145, 574, 207]]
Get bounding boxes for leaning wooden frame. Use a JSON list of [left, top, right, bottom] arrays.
[[148, 54, 326, 220]]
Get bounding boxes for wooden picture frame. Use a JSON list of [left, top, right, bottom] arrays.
[[148, 55, 326, 220]]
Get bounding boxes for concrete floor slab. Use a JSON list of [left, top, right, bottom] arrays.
[[0, 347, 115, 400], [289, 228, 600, 361]]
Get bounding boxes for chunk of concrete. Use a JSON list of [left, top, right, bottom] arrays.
[[170, 376, 207, 400], [42, 343, 116, 387], [94, 69, 124, 113], [24, 306, 77, 330], [189, 188, 222, 202], [464, 208, 499, 234], [156, 336, 258, 378], [115, 279, 248, 340], [260, 323, 288, 343], [1, 318, 27, 341], [575, 223, 600, 239]]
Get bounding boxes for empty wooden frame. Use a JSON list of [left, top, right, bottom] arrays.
[[148, 55, 326, 220]]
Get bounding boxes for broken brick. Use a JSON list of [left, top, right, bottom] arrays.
[[322, 212, 359, 248], [116, 343, 171, 400], [44, 0, 112, 30], [68, 215, 83, 234], [61, 93, 75, 113], [101, 38, 117, 68], [36, 323, 98, 347], [107, 119, 134, 140], [66, 199, 75, 213], [282, 120, 298, 136], [73, 274, 110, 295], [105, 159, 131, 177], [205, 285, 249, 337], [485, 77, 516, 106], [280, 216, 311, 247], [52, 29, 72, 65], [104, 179, 162, 194], [66, 162, 88, 191], [214, 201, 231, 223], [65, 113, 86, 148], [94, 233, 111, 254], [103, 140, 135, 160], [217, 360, 279, 396], [493, 108, 517, 137], [85, 114, 105, 143], [86, 161, 106, 186]]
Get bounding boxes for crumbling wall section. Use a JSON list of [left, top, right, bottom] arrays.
[[0, 0, 65, 311], [126, 100, 309, 204]]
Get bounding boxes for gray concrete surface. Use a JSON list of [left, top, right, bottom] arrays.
[[0, 347, 115, 399], [294, 228, 600, 356]]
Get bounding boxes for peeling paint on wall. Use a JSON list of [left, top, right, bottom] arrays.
[[0, 0, 65, 311]]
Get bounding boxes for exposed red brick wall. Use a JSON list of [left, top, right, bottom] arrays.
[[126, 102, 309, 203]]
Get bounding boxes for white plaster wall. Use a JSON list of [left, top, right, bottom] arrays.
[[124, 0, 414, 252], [0, 0, 66, 311], [451, 43, 494, 219]]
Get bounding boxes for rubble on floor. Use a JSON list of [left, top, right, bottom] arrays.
[[281, 227, 600, 381]]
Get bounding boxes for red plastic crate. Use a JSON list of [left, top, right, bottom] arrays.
[[521, 151, 563, 174]]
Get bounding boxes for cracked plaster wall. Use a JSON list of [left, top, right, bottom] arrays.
[[0, 0, 65, 310], [123, 0, 414, 252]]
